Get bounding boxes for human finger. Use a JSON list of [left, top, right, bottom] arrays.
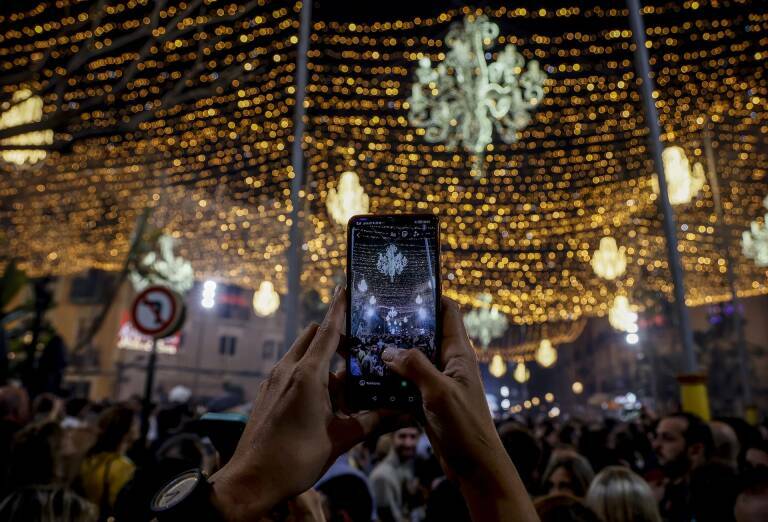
[[305, 286, 346, 370], [281, 322, 320, 364], [440, 297, 475, 364], [381, 348, 446, 398], [330, 410, 394, 452], [328, 368, 349, 413]]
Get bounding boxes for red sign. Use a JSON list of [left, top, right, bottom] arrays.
[[131, 286, 185, 339]]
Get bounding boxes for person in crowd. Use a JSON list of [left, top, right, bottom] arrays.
[[32, 392, 64, 423], [733, 466, 768, 522], [534, 494, 601, 522], [744, 440, 768, 469], [498, 420, 542, 495], [0, 421, 96, 522], [316, 455, 376, 522], [0, 385, 30, 493], [586, 465, 661, 522], [369, 425, 421, 522], [652, 412, 714, 521], [689, 460, 739, 522], [541, 450, 595, 498], [77, 405, 137, 518], [202, 290, 538, 521], [710, 420, 741, 469]]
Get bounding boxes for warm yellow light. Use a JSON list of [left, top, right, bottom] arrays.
[[326, 171, 369, 226], [653, 145, 706, 205], [572, 381, 584, 394], [608, 295, 639, 333], [591, 236, 627, 280], [535, 338, 558, 368], [513, 361, 530, 383], [489, 354, 507, 378], [0, 89, 53, 165], [544, 392, 554, 402], [252, 281, 280, 317]]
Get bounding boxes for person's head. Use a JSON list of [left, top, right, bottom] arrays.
[[391, 426, 420, 462], [586, 466, 661, 522], [7, 421, 63, 486], [498, 421, 542, 494], [744, 441, 768, 470], [317, 474, 375, 522], [88, 405, 136, 455], [542, 451, 595, 498], [709, 420, 740, 469], [734, 467, 768, 522], [64, 397, 90, 420], [534, 494, 601, 522], [690, 462, 739, 522], [0, 385, 30, 424], [653, 413, 713, 478]]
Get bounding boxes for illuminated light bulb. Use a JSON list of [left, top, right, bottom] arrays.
[[544, 392, 554, 402], [591, 237, 627, 280], [489, 354, 507, 378], [572, 381, 584, 394], [652, 145, 706, 205], [608, 295, 639, 333], [626, 333, 639, 345], [501, 398, 510, 409], [513, 361, 530, 383], [548, 406, 561, 418], [326, 171, 369, 225], [253, 281, 280, 317], [535, 338, 558, 368], [500, 386, 510, 397], [201, 280, 217, 309], [742, 195, 768, 267], [0, 89, 53, 165]]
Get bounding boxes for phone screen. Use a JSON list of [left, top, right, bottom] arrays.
[[346, 214, 440, 408]]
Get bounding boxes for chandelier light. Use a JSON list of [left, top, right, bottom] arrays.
[[326, 171, 369, 226], [653, 145, 706, 205], [253, 281, 280, 317], [591, 237, 627, 280], [463, 294, 508, 348], [489, 354, 507, 378], [513, 361, 530, 384], [129, 235, 195, 294], [608, 295, 639, 333], [0, 89, 54, 165], [407, 15, 546, 173], [572, 381, 584, 394], [742, 195, 768, 267], [535, 339, 558, 368]]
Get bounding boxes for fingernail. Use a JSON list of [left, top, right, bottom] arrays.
[[381, 347, 396, 362]]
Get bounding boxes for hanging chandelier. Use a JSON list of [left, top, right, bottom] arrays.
[[513, 360, 530, 384], [742, 195, 768, 267], [326, 171, 369, 226], [489, 354, 507, 378], [463, 294, 508, 348], [608, 295, 639, 333], [253, 281, 280, 317], [0, 89, 54, 165], [534, 339, 558, 368], [407, 15, 546, 173], [591, 236, 627, 280], [653, 145, 706, 205], [129, 235, 194, 294]]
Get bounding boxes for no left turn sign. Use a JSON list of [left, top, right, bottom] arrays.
[[131, 285, 185, 339]]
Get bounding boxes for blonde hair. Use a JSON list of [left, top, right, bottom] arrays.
[[586, 466, 661, 522]]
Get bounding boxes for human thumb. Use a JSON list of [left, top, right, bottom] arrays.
[[381, 348, 444, 394]]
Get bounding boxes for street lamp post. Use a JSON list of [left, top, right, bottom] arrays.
[[701, 118, 754, 420], [627, 0, 709, 420]]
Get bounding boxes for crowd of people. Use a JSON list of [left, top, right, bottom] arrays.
[[1, 291, 767, 522]]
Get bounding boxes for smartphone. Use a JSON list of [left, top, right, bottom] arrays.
[[346, 214, 441, 409]]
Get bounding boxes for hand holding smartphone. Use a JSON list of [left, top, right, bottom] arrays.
[[345, 214, 441, 409]]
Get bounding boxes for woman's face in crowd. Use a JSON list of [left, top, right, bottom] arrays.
[[547, 466, 576, 496]]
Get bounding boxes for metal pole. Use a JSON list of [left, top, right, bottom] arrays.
[[140, 338, 158, 444], [627, 0, 698, 374], [284, 0, 313, 350], [702, 120, 752, 407]]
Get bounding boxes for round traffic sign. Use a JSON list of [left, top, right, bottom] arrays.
[[131, 286, 185, 339]]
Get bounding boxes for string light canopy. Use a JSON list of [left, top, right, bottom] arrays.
[[0, 0, 766, 342]]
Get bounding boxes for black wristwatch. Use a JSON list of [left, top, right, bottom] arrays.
[[151, 469, 226, 521]]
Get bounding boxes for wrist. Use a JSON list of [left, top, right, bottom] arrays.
[[209, 464, 282, 522]]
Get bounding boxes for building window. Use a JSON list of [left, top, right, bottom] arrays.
[[219, 335, 237, 356]]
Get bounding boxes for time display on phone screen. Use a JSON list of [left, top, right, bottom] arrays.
[[347, 215, 440, 407]]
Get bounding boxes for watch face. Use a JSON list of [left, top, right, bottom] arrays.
[[153, 470, 200, 510]]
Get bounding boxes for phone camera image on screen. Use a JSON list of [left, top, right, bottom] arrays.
[[347, 215, 439, 406]]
